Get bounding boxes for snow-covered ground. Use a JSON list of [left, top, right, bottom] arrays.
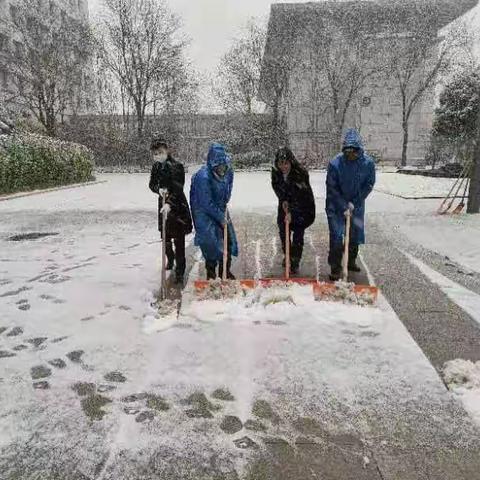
[[404, 253, 480, 424], [395, 212, 480, 274], [374, 172, 460, 198], [1, 173, 480, 478]]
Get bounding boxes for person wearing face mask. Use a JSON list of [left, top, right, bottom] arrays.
[[149, 137, 193, 285], [189, 143, 238, 280], [271, 147, 315, 274], [326, 128, 376, 281]]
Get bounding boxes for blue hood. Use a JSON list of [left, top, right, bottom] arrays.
[[207, 143, 231, 171], [342, 129, 364, 154]]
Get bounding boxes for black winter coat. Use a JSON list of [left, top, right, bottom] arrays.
[[271, 159, 316, 230], [149, 156, 193, 238]]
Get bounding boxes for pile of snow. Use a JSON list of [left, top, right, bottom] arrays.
[[315, 281, 377, 306], [196, 279, 252, 301], [443, 359, 480, 425]]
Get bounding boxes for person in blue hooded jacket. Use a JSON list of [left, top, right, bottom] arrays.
[[190, 143, 239, 280], [326, 129, 376, 281]]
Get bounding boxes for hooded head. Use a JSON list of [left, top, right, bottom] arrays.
[[150, 137, 169, 162], [342, 129, 364, 161], [207, 142, 231, 179], [274, 147, 299, 175]]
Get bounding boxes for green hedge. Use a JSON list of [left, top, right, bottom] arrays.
[[0, 133, 95, 194]]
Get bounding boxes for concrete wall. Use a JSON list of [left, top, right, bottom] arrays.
[[280, 28, 436, 166]]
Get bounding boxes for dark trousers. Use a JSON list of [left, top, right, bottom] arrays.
[[165, 236, 186, 276], [278, 222, 305, 267], [205, 238, 232, 280], [328, 231, 359, 273]]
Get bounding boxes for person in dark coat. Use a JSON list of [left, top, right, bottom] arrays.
[[271, 147, 316, 274], [149, 138, 193, 284], [326, 128, 376, 281], [190, 143, 238, 280]]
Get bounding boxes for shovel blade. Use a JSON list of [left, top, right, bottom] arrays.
[[313, 282, 378, 303]]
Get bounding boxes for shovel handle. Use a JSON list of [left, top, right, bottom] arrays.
[[285, 212, 290, 280], [160, 190, 168, 300], [223, 209, 228, 281], [343, 211, 351, 282]]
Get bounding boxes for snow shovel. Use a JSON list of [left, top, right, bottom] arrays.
[[194, 208, 250, 291], [312, 210, 378, 303], [257, 208, 319, 287], [159, 191, 168, 301], [438, 161, 472, 215], [452, 174, 470, 214], [194, 207, 319, 293]]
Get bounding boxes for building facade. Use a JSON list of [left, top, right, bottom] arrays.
[[260, 1, 478, 166]]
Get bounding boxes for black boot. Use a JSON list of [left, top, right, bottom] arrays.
[[219, 256, 235, 280], [328, 244, 343, 281], [174, 272, 184, 285], [329, 268, 342, 282], [206, 262, 217, 280], [348, 244, 361, 272], [290, 244, 303, 275]]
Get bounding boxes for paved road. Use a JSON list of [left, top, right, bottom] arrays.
[[1, 174, 479, 480]]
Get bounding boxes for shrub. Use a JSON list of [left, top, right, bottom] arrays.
[[231, 151, 270, 170], [0, 133, 95, 194]]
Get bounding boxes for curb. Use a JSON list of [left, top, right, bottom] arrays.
[[374, 189, 465, 200], [0, 180, 107, 202]]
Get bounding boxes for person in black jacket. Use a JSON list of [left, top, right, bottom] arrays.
[[271, 147, 316, 274], [149, 138, 193, 284]]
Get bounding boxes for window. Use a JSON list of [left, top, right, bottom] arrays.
[[14, 40, 24, 57], [0, 33, 8, 51], [9, 5, 18, 22], [0, 69, 8, 88]]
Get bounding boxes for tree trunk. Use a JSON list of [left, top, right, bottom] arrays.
[[45, 110, 56, 137], [401, 119, 409, 167], [135, 101, 144, 136], [467, 151, 480, 214]]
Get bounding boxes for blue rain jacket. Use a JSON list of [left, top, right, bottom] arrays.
[[326, 129, 376, 246], [190, 143, 239, 263]]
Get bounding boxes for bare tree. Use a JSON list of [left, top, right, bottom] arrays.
[[215, 19, 266, 115], [99, 0, 190, 136], [385, 5, 470, 166], [299, 8, 384, 153], [151, 57, 199, 117], [259, 11, 299, 146], [0, 0, 94, 136]]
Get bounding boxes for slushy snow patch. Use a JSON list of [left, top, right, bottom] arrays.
[[443, 359, 480, 426], [443, 359, 480, 390]]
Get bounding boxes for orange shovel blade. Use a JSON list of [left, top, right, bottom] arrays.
[[194, 278, 320, 292], [313, 282, 378, 302]]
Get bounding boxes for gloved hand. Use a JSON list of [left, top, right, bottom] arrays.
[[282, 201, 289, 212], [159, 188, 167, 196], [160, 203, 171, 216], [344, 203, 354, 217]]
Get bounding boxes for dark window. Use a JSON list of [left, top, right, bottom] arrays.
[[14, 40, 24, 57], [0, 33, 8, 51], [0, 69, 8, 88], [9, 4, 18, 22]]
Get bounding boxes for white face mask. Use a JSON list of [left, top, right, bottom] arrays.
[[154, 152, 168, 162]]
